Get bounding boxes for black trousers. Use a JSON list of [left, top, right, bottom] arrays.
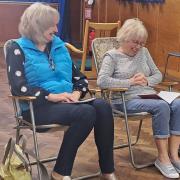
[[23, 98, 114, 175]]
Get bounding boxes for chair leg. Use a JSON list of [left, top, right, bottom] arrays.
[[29, 101, 42, 180], [114, 119, 143, 149], [15, 125, 21, 144], [121, 93, 154, 169]]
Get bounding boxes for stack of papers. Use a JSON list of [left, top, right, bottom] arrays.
[[138, 91, 180, 104]]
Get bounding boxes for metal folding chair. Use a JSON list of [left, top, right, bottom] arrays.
[[3, 39, 100, 180], [92, 37, 177, 169]]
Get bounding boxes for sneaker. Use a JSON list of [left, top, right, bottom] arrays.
[[154, 159, 179, 179], [172, 160, 180, 173]]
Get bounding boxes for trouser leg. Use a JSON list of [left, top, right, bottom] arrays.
[[113, 99, 170, 138], [91, 99, 114, 173], [54, 104, 97, 175], [23, 102, 97, 176], [169, 99, 180, 135]]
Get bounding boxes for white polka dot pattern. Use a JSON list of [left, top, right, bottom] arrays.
[[45, 96, 48, 99], [21, 86, 27, 92], [35, 91, 41, 96], [82, 87, 87, 92], [8, 66, 11, 72], [74, 77, 80, 80], [84, 79, 88, 84], [14, 49, 21, 55], [15, 71, 22, 77]]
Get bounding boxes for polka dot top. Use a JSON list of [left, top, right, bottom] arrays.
[[6, 41, 89, 107]]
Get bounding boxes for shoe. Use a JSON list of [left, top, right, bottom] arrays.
[[51, 171, 71, 180], [171, 160, 180, 173], [100, 173, 117, 180], [154, 159, 179, 179]]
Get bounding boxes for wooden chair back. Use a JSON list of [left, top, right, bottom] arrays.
[[81, 20, 121, 79]]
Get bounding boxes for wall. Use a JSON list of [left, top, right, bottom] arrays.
[[0, 2, 58, 47], [89, 0, 180, 73]]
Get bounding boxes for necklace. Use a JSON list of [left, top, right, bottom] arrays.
[[45, 43, 56, 71]]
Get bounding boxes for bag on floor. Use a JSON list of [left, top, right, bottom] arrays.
[[0, 136, 32, 180]]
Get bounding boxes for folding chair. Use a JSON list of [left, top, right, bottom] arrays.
[[91, 37, 177, 169], [3, 39, 100, 180]]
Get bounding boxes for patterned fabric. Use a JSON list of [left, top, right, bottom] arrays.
[[92, 37, 162, 104], [92, 37, 119, 73], [5, 39, 88, 111]]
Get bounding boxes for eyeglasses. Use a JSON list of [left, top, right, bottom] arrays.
[[131, 40, 146, 47]]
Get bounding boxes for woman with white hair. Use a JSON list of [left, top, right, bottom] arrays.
[[97, 18, 180, 179], [6, 2, 117, 180]]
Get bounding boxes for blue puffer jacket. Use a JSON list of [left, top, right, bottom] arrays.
[[16, 36, 73, 93]]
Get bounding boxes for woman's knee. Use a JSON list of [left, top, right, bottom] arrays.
[[77, 104, 96, 125], [92, 98, 112, 112], [171, 99, 180, 112], [153, 100, 170, 117]]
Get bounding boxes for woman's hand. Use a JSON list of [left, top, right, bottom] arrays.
[[47, 93, 76, 103], [130, 73, 148, 86], [47, 91, 81, 103], [71, 91, 81, 102]]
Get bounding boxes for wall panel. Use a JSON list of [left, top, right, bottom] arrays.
[[89, 0, 180, 73]]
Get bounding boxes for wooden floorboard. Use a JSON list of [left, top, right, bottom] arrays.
[[0, 48, 166, 180]]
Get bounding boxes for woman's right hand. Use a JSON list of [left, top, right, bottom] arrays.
[[130, 73, 148, 86], [47, 93, 76, 103]]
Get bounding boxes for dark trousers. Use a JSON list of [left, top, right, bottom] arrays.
[[22, 98, 114, 175]]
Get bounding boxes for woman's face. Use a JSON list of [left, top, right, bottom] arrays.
[[123, 38, 146, 56], [43, 16, 59, 42]]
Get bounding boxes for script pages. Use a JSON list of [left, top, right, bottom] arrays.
[[138, 91, 180, 104]]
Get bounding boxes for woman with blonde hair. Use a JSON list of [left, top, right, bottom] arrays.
[[98, 18, 180, 179], [6, 2, 116, 180]]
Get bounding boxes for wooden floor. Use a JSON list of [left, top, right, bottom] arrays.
[[0, 49, 167, 180]]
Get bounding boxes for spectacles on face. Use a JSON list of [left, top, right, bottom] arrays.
[[131, 40, 146, 47]]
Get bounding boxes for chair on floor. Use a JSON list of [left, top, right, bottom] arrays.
[[162, 52, 180, 91], [3, 39, 100, 180], [80, 20, 121, 79], [91, 37, 177, 169]]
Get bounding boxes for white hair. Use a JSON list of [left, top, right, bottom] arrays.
[[19, 2, 59, 44], [117, 18, 148, 43]]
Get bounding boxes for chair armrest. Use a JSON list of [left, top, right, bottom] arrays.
[[65, 43, 83, 54], [9, 95, 36, 101], [108, 87, 128, 92], [160, 81, 179, 86], [89, 88, 101, 94]]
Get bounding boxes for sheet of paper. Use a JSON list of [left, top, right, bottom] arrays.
[[158, 91, 180, 104], [63, 97, 96, 104]]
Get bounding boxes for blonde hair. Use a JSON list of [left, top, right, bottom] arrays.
[[117, 18, 148, 43], [19, 2, 59, 44]]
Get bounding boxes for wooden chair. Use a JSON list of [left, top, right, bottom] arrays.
[[80, 20, 121, 79], [3, 39, 100, 180], [91, 37, 177, 169]]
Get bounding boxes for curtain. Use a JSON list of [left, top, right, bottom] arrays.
[[12, 0, 71, 41]]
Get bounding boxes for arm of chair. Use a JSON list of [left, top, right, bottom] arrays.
[[65, 42, 83, 54], [154, 81, 179, 91], [8, 95, 36, 101], [107, 87, 128, 92]]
